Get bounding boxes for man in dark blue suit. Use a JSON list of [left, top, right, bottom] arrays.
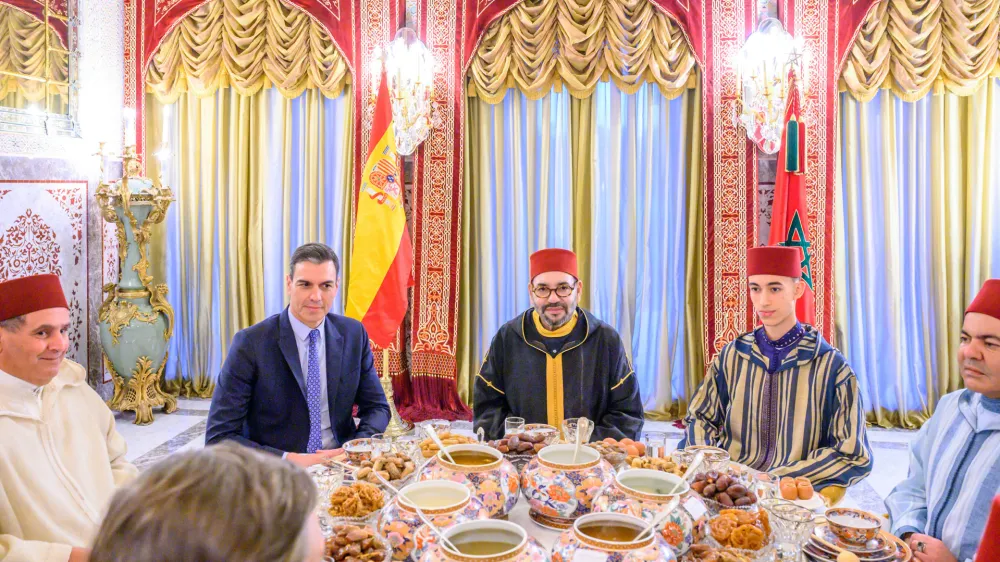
[[206, 243, 390, 467]]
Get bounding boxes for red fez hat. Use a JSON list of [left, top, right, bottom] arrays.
[[967, 279, 1000, 321], [747, 246, 802, 278], [0, 274, 69, 322], [530, 248, 578, 280]]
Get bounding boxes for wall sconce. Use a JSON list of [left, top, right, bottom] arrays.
[[373, 27, 441, 156], [733, 17, 804, 154]]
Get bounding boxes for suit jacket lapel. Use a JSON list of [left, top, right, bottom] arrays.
[[324, 316, 343, 414], [279, 309, 307, 398]]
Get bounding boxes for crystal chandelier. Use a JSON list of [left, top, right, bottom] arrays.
[[733, 17, 804, 154], [374, 28, 442, 156]]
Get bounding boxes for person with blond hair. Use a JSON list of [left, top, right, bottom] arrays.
[[89, 442, 326, 562]]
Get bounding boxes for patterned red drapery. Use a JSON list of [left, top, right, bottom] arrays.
[[0, 0, 68, 46], [645, 0, 879, 358]]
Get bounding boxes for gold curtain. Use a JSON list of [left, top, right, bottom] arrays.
[[0, 4, 68, 111], [458, 92, 575, 406], [837, 83, 999, 427], [457, 80, 704, 418], [147, 88, 354, 397], [467, 0, 697, 104], [841, 0, 1000, 102], [146, 0, 351, 103]]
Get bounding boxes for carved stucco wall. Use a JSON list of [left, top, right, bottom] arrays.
[[0, 0, 125, 396]]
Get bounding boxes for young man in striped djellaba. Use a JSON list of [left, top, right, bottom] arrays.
[[681, 246, 873, 505]]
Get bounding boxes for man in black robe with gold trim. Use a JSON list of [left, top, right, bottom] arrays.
[[473, 248, 644, 441]]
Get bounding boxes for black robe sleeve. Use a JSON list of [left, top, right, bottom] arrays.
[[473, 333, 510, 441], [592, 336, 644, 441]]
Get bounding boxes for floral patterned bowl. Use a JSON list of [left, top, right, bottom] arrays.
[[377, 480, 490, 561], [417, 444, 520, 519], [520, 444, 615, 530], [551, 513, 677, 562], [592, 469, 708, 556], [824, 507, 881, 546], [418, 520, 549, 562], [345, 438, 375, 464]]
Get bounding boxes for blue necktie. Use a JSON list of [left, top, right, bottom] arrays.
[[306, 329, 323, 453]]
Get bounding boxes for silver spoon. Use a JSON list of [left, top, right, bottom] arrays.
[[572, 417, 590, 464], [424, 425, 457, 464], [634, 496, 682, 541], [666, 451, 706, 495]]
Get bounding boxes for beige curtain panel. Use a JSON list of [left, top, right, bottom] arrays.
[[145, 87, 355, 397], [0, 4, 68, 106], [145, 0, 351, 103], [837, 84, 1000, 427], [467, 0, 698, 104], [841, 0, 1000, 102]]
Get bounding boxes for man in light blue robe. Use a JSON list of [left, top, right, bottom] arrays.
[[886, 279, 1000, 562]]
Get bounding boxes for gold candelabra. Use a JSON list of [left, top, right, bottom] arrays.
[[379, 348, 413, 437]]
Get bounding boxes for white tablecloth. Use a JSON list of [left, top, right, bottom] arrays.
[[506, 502, 564, 551]]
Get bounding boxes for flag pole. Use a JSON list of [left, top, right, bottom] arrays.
[[380, 347, 413, 437]]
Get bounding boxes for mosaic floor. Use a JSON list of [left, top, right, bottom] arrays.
[[116, 398, 913, 515]]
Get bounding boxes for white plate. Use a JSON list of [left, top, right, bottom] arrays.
[[791, 493, 827, 513]]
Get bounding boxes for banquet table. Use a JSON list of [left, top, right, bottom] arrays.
[[506, 502, 563, 551]]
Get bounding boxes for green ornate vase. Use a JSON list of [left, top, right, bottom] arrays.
[[96, 147, 177, 425]]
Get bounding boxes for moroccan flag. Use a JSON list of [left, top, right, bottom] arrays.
[[767, 67, 815, 325], [346, 70, 414, 347]]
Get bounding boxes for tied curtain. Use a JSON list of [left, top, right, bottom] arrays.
[[840, 0, 1000, 102], [458, 79, 704, 419], [148, 88, 354, 397], [144, 0, 354, 397], [837, 82, 1000, 428], [0, 3, 68, 113]]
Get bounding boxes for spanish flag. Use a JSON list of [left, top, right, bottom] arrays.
[[346, 70, 414, 347], [767, 67, 814, 325]]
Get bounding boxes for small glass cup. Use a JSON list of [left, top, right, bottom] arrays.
[[371, 433, 392, 456], [561, 418, 593, 444], [761, 498, 815, 560], [670, 449, 694, 470], [393, 434, 422, 460], [308, 462, 344, 517], [754, 472, 781, 499], [504, 416, 525, 436], [421, 419, 451, 436], [684, 445, 731, 472], [642, 431, 668, 458]]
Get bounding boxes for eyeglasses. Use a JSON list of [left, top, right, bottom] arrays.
[[531, 283, 577, 298]]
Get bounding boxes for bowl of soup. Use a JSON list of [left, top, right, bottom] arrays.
[[824, 508, 881, 546], [519, 444, 615, 529], [418, 520, 549, 562], [378, 480, 489, 561], [591, 468, 707, 556], [417, 444, 520, 518], [551, 513, 677, 562]]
